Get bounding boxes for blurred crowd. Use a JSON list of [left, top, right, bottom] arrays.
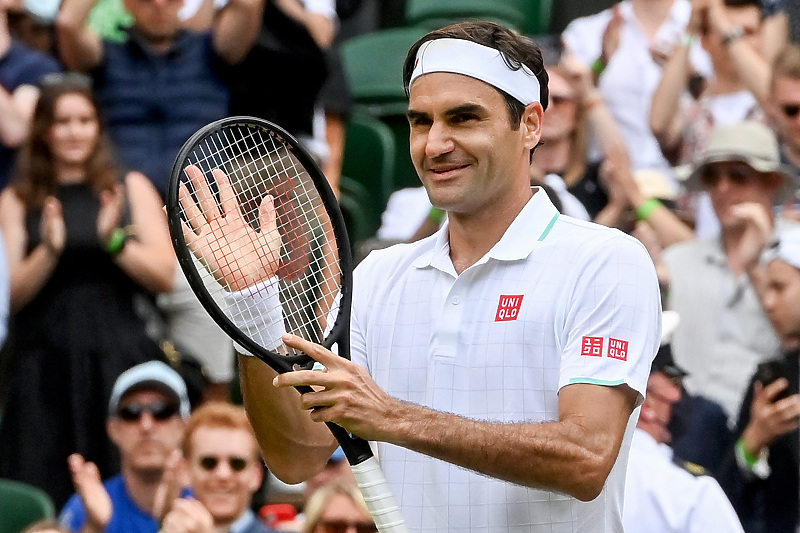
[[0, 0, 799, 531]]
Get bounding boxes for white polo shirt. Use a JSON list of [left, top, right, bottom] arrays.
[[350, 189, 662, 532]]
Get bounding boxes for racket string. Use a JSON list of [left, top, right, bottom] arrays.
[[180, 123, 344, 351]]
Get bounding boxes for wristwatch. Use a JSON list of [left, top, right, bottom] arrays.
[[721, 26, 745, 46]]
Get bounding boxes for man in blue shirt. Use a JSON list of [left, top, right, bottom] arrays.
[[60, 361, 191, 533]]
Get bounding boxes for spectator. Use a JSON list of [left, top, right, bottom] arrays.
[[651, 0, 772, 238], [717, 227, 800, 532], [160, 402, 278, 533], [55, 0, 262, 197], [650, 0, 770, 167], [562, 0, 712, 182], [60, 360, 191, 533], [227, 0, 336, 163], [768, 44, 800, 178], [0, 0, 59, 192], [56, 0, 264, 403], [663, 121, 798, 423], [301, 482, 376, 533], [623, 311, 744, 532], [0, 73, 174, 507], [530, 55, 624, 221]]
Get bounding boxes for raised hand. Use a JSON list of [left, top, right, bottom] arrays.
[[742, 380, 800, 456], [179, 165, 283, 292], [727, 202, 772, 273], [68, 453, 113, 533], [97, 184, 125, 246], [40, 196, 66, 255]]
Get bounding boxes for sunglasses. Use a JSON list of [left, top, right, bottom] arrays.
[[117, 401, 179, 422], [316, 520, 378, 533], [781, 104, 800, 118], [198, 455, 249, 473], [549, 94, 574, 106], [700, 163, 760, 187]]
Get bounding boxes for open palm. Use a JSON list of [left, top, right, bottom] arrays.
[[179, 165, 282, 292]]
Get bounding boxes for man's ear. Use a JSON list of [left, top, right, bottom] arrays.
[[107, 418, 122, 447], [521, 102, 544, 151]]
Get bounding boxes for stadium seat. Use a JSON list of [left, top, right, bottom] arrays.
[[342, 111, 396, 216], [405, 0, 528, 31], [340, 27, 427, 116], [339, 176, 378, 249], [0, 479, 55, 533]]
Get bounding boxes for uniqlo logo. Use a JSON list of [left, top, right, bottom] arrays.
[[581, 336, 604, 357], [495, 295, 523, 322], [608, 338, 629, 361]]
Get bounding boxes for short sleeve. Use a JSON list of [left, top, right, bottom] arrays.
[[59, 495, 87, 533], [558, 234, 661, 404]]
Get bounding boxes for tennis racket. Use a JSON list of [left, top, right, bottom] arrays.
[[165, 117, 407, 532]]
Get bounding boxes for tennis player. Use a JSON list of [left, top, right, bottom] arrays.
[[231, 21, 661, 531]]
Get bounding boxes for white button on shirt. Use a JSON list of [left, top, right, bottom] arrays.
[[349, 189, 662, 532]]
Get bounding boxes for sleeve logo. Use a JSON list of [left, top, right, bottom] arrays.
[[495, 295, 524, 322], [581, 336, 604, 357], [608, 338, 629, 361]]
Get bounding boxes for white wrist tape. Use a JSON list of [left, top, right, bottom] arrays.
[[223, 277, 286, 355]]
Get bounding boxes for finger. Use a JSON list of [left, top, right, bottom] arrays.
[[764, 378, 791, 401], [184, 165, 219, 221], [213, 168, 239, 218], [282, 333, 342, 367], [274, 367, 335, 390], [179, 182, 206, 235]]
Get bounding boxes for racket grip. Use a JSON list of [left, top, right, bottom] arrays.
[[351, 457, 409, 533]]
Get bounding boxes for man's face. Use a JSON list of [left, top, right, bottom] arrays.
[[406, 72, 542, 217], [771, 76, 800, 156], [702, 6, 762, 72], [643, 371, 683, 443], [107, 390, 185, 477], [185, 426, 262, 527], [701, 161, 779, 229], [123, 0, 183, 43], [764, 259, 800, 348]]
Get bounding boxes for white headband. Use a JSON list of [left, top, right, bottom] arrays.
[[409, 38, 541, 105]]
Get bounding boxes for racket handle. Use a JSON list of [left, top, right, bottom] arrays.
[[351, 457, 409, 533]]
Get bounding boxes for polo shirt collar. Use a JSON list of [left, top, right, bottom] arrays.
[[412, 187, 560, 271]]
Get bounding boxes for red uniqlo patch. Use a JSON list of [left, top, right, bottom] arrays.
[[581, 336, 604, 357], [495, 295, 523, 322], [608, 338, 629, 361]]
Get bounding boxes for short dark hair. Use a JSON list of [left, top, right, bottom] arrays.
[[402, 20, 549, 130]]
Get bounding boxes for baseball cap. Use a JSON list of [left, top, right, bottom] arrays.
[[769, 227, 800, 270], [108, 361, 191, 419], [681, 121, 797, 204]]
